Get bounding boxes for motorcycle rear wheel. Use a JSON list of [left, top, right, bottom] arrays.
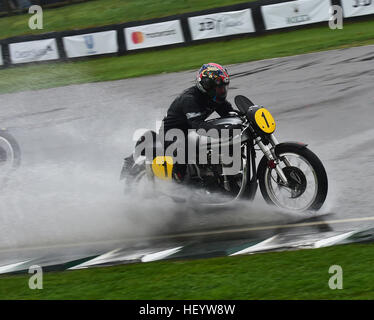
[[0, 130, 21, 181]]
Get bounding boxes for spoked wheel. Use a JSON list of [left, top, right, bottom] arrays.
[[258, 144, 328, 212], [0, 130, 21, 182]]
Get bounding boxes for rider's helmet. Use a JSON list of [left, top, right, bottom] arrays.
[[196, 63, 230, 103]]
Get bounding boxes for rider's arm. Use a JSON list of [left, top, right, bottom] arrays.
[[215, 100, 236, 117], [182, 97, 218, 133], [215, 100, 238, 117], [186, 112, 217, 132]]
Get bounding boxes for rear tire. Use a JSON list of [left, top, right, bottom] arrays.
[[258, 144, 328, 212], [0, 130, 21, 184]]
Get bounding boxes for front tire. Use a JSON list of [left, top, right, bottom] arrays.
[[258, 144, 328, 212]]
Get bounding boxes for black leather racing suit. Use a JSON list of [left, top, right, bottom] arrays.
[[159, 86, 235, 178], [160, 86, 234, 138]]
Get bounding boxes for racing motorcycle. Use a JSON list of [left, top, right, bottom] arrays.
[[0, 129, 21, 183], [121, 95, 328, 212]]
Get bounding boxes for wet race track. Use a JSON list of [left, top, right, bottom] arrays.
[[0, 45, 373, 271]]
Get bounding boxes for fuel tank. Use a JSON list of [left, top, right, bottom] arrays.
[[188, 117, 243, 148], [205, 117, 243, 130]]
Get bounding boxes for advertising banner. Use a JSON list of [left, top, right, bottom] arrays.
[[63, 30, 118, 58], [341, 0, 374, 17], [9, 38, 59, 64], [124, 20, 184, 50], [188, 9, 255, 41], [262, 0, 331, 30]]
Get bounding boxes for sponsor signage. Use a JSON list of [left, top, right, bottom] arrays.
[[9, 38, 59, 64], [188, 9, 255, 41], [124, 20, 184, 50], [63, 30, 118, 58], [341, 0, 374, 17], [262, 0, 331, 30]]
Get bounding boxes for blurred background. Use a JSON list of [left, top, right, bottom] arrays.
[[1, 0, 91, 14]]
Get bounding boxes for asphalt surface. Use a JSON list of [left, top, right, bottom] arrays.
[[0, 44, 373, 267]]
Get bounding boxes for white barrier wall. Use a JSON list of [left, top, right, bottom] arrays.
[[4, 1, 374, 66], [188, 9, 255, 41], [341, 0, 374, 17], [63, 30, 118, 58], [262, 0, 331, 30], [0, 45, 3, 66], [9, 38, 59, 64], [124, 20, 184, 50]]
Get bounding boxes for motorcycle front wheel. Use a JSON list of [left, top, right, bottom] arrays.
[[257, 144, 328, 212]]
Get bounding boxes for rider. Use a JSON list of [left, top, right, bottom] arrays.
[[122, 62, 236, 180], [161, 62, 233, 137]]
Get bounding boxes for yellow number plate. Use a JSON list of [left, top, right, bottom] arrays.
[[254, 108, 276, 134], [152, 156, 173, 180]]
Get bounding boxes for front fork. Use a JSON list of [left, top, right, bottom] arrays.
[[255, 134, 289, 185]]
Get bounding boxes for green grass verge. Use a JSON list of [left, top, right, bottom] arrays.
[[1, 243, 374, 299], [1, 0, 255, 40], [1, 19, 374, 94]]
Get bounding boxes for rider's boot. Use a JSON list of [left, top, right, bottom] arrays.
[[120, 155, 135, 180], [172, 164, 187, 183]]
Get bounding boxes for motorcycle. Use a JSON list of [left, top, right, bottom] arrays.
[[121, 95, 328, 212], [0, 129, 21, 183]]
